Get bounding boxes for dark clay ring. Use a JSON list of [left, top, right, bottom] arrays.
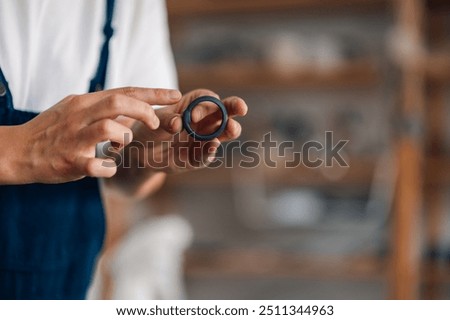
[[182, 96, 228, 141]]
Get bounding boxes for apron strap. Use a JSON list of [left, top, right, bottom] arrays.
[[88, 0, 116, 93], [0, 67, 14, 110]]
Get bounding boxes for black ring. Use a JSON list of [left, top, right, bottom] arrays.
[[182, 96, 228, 141]]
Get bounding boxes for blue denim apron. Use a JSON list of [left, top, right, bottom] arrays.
[[0, 0, 115, 299]]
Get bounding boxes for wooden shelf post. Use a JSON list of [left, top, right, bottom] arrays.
[[390, 0, 426, 300]]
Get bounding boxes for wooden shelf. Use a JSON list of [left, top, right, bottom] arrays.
[[166, 157, 375, 189], [177, 60, 380, 92], [185, 248, 384, 280], [185, 248, 450, 282], [426, 53, 450, 83], [425, 155, 450, 187], [167, 0, 390, 18], [165, 155, 450, 189]]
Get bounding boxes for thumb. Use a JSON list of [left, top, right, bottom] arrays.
[[76, 156, 117, 178], [155, 107, 183, 134]]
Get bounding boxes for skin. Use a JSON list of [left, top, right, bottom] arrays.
[[106, 88, 248, 198], [0, 87, 248, 199]]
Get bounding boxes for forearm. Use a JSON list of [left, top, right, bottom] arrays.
[[0, 125, 34, 184]]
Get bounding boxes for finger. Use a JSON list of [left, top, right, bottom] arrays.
[[79, 119, 133, 148], [86, 94, 160, 129], [203, 138, 221, 165], [83, 87, 182, 105], [170, 134, 192, 170], [191, 100, 222, 123], [184, 89, 220, 123], [76, 157, 117, 178], [193, 112, 242, 140], [218, 119, 242, 142], [185, 89, 220, 102], [155, 106, 183, 134], [114, 115, 137, 128], [190, 138, 221, 168], [222, 96, 248, 117], [191, 96, 247, 126]]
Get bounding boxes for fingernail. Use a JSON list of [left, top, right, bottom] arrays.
[[207, 156, 216, 163], [152, 116, 160, 128], [169, 116, 177, 127], [169, 116, 179, 131], [170, 90, 182, 100]]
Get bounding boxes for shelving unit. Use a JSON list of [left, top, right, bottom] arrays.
[[165, 0, 450, 299], [185, 249, 384, 280], [177, 60, 380, 92], [427, 53, 450, 83], [166, 157, 375, 189], [167, 0, 389, 17]]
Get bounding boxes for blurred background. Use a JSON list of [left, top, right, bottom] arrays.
[[92, 0, 450, 300]]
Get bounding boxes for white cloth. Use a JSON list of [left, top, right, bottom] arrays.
[[0, 0, 178, 112], [88, 214, 193, 300]]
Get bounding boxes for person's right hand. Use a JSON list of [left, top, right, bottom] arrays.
[[13, 87, 181, 184]]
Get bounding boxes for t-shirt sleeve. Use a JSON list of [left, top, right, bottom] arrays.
[[106, 0, 178, 91]]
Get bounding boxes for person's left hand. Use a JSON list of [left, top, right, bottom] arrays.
[[129, 89, 248, 174]]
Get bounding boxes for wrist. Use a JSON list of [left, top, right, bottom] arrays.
[[0, 124, 33, 184]]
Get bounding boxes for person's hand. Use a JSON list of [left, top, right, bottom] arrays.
[[129, 89, 248, 174], [14, 87, 181, 184]]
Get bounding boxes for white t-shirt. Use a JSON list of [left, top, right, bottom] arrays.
[[0, 0, 178, 112]]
